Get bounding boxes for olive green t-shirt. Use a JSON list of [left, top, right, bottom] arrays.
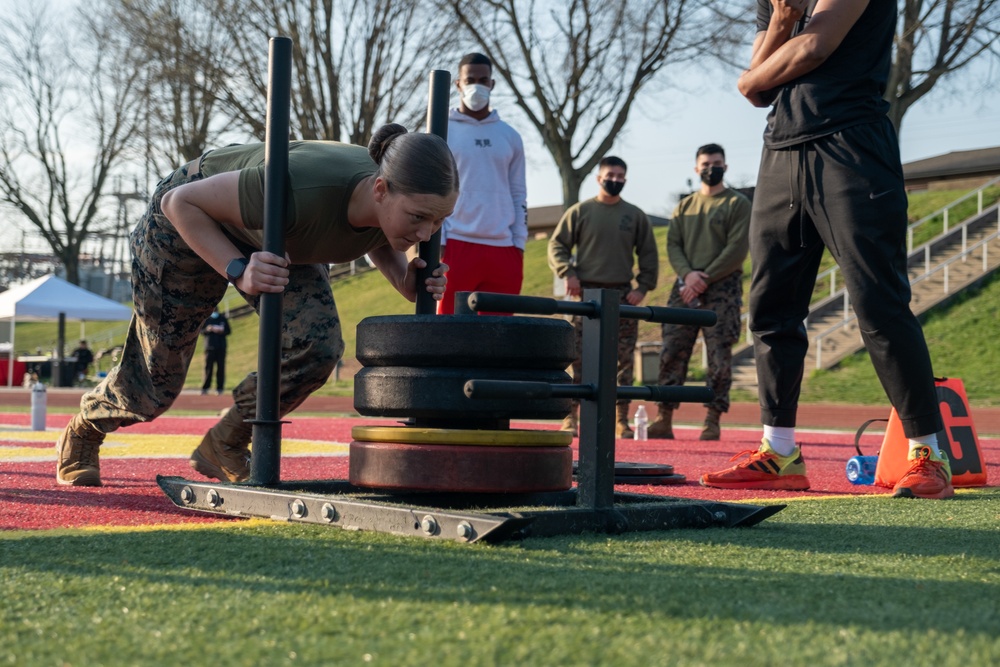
[[547, 198, 658, 293], [667, 189, 750, 283], [199, 141, 386, 264]]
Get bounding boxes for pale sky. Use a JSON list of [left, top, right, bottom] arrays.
[[505, 64, 1000, 217], [10, 0, 1000, 225]]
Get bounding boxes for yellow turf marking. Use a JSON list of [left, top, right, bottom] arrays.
[[0, 518, 282, 539], [0, 429, 347, 461]]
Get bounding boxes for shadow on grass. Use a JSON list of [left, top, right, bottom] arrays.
[[2, 489, 999, 637]]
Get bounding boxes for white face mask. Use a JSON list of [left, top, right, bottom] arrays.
[[461, 83, 491, 112]]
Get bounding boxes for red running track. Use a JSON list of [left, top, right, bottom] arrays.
[[2, 413, 996, 531]]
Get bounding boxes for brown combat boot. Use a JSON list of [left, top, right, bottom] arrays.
[[189, 406, 253, 482], [647, 408, 674, 439], [56, 414, 105, 487], [560, 412, 578, 437], [700, 408, 722, 441], [615, 404, 634, 439], [559, 404, 579, 436]]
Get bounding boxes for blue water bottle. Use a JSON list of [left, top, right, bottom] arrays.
[[848, 418, 888, 485], [845, 455, 878, 485]]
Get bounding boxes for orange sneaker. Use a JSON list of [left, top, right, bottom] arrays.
[[700, 439, 810, 490], [892, 446, 954, 499]]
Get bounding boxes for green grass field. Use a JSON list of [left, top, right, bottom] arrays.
[[2, 488, 998, 666]]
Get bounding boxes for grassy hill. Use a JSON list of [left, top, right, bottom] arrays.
[[9, 186, 999, 406]]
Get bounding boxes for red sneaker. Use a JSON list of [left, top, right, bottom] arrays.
[[700, 439, 810, 490], [892, 446, 954, 499]]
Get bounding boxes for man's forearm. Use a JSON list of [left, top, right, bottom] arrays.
[[750, 1, 806, 69], [742, 0, 869, 97]]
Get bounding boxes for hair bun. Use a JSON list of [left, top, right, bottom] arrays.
[[368, 123, 408, 164]]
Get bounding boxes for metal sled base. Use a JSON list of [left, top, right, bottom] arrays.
[[157, 475, 785, 544]]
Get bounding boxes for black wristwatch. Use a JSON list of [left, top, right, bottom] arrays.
[[225, 257, 248, 283]]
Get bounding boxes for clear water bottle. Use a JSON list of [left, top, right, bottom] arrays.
[[845, 455, 877, 485], [31, 381, 47, 431], [633, 405, 648, 441]]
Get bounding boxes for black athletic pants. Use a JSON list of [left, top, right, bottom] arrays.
[[749, 119, 943, 438], [202, 348, 226, 393]]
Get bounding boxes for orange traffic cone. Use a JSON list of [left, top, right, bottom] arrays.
[[874, 377, 988, 488]]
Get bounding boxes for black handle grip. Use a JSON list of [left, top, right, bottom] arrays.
[[468, 292, 717, 326], [464, 380, 594, 400], [621, 305, 718, 327], [618, 385, 715, 403], [415, 70, 451, 315], [468, 292, 595, 317], [464, 380, 712, 404]]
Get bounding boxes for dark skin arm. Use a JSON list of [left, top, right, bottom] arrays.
[[739, 0, 869, 107]]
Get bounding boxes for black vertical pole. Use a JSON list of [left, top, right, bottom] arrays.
[[576, 289, 619, 510], [56, 313, 66, 387], [414, 70, 451, 315], [249, 36, 292, 486]]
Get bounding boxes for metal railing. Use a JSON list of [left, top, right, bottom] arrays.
[[811, 176, 1000, 303], [813, 229, 999, 368]]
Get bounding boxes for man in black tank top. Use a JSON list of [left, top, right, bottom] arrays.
[[700, 0, 954, 500]]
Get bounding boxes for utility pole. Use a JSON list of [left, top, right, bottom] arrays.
[[107, 179, 145, 298]]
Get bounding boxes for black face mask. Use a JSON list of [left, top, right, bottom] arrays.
[[700, 166, 724, 187], [602, 180, 625, 197]]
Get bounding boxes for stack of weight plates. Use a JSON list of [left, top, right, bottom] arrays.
[[350, 315, 576, 491], [353, 315, 576, 422]]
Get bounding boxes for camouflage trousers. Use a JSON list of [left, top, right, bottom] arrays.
[[657, 271, 742, 414], [79, 161, 344, 435], [569, 284, 637, 411]]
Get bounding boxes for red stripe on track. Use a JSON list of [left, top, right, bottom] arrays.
[[2, 414, 997, 531]]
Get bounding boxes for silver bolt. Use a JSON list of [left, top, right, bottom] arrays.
[[206, 489, 222, 508], [179, 486, 195, 505], [321, 503, 338, 523], [456, 521, 474, 542], [290, 499, 307, 519], [713, 511, 727, 522], [420, 515, 438, 535]]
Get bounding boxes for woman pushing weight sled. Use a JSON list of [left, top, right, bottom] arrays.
[[56, 124, 458, 487]]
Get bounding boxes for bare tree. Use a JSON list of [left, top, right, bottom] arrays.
[[213, 0, 459, 144], [103, 0, 238, 170], [888, 0, 1000, 135], [442, 0, 703, 208], [0, 6, 145, 286]]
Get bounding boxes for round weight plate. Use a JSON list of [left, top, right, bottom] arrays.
[[352, 425, 573, 447], [572, 461, 675, 477], [356, 314, 575, 369], [349, 441, 572, 493], [354, 366, 573, 420]]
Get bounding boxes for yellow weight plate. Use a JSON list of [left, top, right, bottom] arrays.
[[351, 425, 572, 447]]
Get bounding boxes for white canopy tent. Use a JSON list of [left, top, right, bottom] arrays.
[[0, 274, 133, 387]]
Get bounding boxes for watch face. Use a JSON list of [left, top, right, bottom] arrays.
[[226, 258, 247, 281]]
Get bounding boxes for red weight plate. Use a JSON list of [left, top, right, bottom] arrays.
[[349, 440, 572, 493]]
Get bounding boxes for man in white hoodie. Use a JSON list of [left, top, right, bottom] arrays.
[[438, 52, 527, 315]]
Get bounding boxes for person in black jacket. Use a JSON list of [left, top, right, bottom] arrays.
[[201, 310, 231, 395], [71, 340, 94, 385]]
